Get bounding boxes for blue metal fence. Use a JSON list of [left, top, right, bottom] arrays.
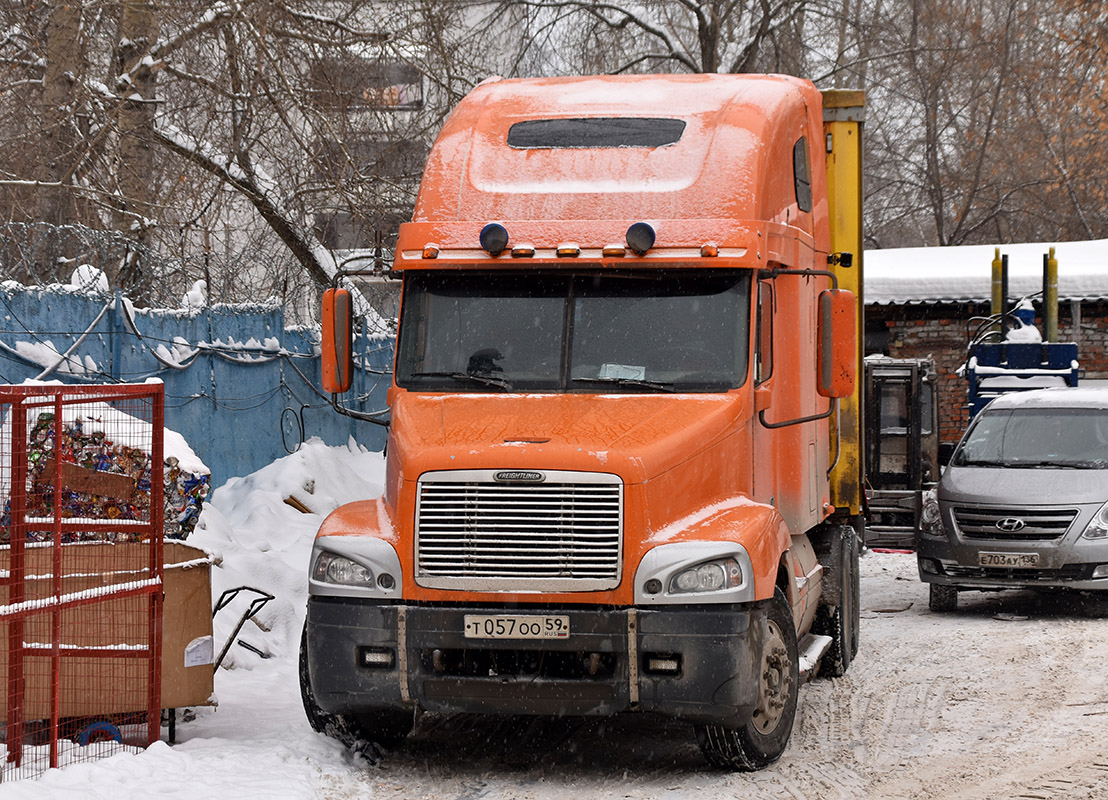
[[0, 286, 393, 486]]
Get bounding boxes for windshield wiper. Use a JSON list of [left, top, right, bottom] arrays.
[[410, 371, 512, 390], [574, 376, 676, 392], [1008, 459, 1092, 469], [955, 458, 1011, 468]]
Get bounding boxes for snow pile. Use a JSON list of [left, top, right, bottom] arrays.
[[188, 437, 385, 669], [68, 265, 110, 294], [1005, 298, 1043, 343], [182, 279, 208, 311], [1005, 319, 1043, 343], [9, 340, 99, 377], [153, 336, 200, 369]]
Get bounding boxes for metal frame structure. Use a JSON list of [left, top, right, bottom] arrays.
[[1, 383, 164, 780]]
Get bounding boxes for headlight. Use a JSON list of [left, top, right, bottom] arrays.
[[919, 489, 944, 536], [308, 535, 401, 598], [1082, 501, 1108, 540], [312, 552, 374, 586], [635, 541, 755, 605], [669, 558, 743, 594]]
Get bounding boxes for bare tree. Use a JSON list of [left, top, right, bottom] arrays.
[[39, 0, 85, 228], [0, 1, 497, 312], [499, 0, 817, 76], [5, 0, 1108, 304], [1013, 1, 1108, 242]]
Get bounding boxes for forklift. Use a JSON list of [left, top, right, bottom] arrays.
[[863, 355, 940, 548]]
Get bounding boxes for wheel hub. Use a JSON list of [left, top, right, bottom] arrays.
[[752, 620, 793, 734]]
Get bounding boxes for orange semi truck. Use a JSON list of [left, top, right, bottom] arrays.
[[300, 74, 865, 770]]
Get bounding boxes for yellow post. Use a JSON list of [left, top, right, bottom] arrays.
[[1045, 246, 1058, 342], [822, 90, 864, 517]]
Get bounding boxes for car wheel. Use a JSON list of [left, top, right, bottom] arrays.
[[929, 583, 958, 612]]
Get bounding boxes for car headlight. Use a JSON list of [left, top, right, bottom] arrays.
[[669, 558, 743, 594], [312, 552, 374, 586], [920, 489, 945, 537], [1082, 501, 1108, 540]]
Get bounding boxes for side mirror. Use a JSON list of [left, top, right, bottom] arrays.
[[817, 289, 856, 398], [322, 288, 353, 393]]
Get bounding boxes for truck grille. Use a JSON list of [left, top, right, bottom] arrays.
[[415, 470, 623, 591], [952, 506, 1077, 541]]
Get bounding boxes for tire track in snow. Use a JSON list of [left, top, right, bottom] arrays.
[[947, 753, 1108, 800]]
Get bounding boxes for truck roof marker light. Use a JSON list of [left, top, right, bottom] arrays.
[[626, 222, 656, 255], [700, 243, 719, 257], [557, 243, 580, 257], [511, 244, 535, 258], [479, 223, 510, 256], [422, 244, 440, 259], [602, 244, 626, 257]]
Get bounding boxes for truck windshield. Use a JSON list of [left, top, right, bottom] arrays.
[[952, 407, 1108, 469], [395, 270, 750, 393]]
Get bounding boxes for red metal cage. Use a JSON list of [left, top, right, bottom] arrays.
[[0, 383, 165, 781]]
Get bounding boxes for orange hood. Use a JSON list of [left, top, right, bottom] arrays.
[[389, 391, 749, 485]]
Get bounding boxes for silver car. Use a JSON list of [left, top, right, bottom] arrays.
[[917, 387, 1108, 611]]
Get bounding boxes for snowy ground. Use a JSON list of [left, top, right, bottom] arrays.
[[11, 441, 1108, 799]]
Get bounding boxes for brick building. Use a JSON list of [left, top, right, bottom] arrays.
[[864, 240, 1108, 446]]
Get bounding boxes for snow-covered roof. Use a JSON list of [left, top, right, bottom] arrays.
[[865, 239, 1108, 305]]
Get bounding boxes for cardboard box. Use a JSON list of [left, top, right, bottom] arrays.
[[162, 542, 216, 709], [0, 541, 214, 721]]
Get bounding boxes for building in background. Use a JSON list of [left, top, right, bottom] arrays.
[[865, 240, 1108, 446]]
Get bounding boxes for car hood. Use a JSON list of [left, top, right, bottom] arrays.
[[940, 464, 1108, 506]]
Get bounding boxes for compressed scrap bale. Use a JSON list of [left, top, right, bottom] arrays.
[[22, 413, 153, 541], [2, 407, 210, 542]]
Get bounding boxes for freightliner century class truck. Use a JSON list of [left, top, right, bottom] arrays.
[[301, 74, 866, 770]]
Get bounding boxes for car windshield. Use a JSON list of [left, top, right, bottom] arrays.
[[395, 270, 750, 393], [951, 406, 1108, 468]]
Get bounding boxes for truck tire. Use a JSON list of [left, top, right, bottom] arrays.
[[813, 526, 860, 677], [929, 584, 959, 612], [298, 623, 414, 749], [695, 589, 799, 771]]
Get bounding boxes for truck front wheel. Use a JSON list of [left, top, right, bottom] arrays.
[[695, 589, 799, 770], [298, 623, 414, 749]]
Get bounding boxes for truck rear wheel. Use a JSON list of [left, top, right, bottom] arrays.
[[813, 526, 860, 677], [298, 623, 414, 749], [695, 589, 799, 771]]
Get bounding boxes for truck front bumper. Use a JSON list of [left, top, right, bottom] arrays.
[[305, 598, 765, 728]]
